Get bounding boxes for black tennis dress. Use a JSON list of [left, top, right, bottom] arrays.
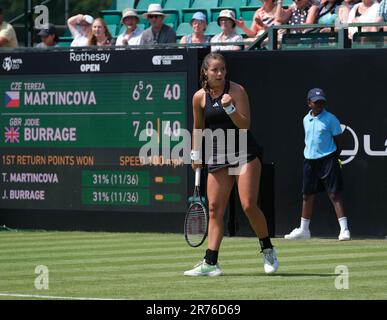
[[204, 81, 263, 173]]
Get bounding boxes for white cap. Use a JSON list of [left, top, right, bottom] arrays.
[[83, 15, 94, 24], [122, 8, 139, 21], [190, 12, 207, 24], [217, 9, 236, 27], [142, 3, 165, 18]]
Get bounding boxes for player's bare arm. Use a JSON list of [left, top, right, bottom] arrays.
[[221, 81, 251, 129], [191, 90, 205, 170], [334, 134, 343, 157]]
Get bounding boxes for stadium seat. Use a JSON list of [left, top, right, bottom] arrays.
[[282, 0, 294, 6], [116, 0, 136, 11], [117, 24, 126, 36], [239, 6, 259, 21], [352, 32, 387, 48], [191, 0, 219, 8], [205, 21, 221, 36], [176, 22, 192, 38], [99, 10, 122, 25], [134, 10, 151, 27], [107, 24, 118, 37], [162, 9, 180, 30], [210, 8, 237, 22], [281, 32, 339, 50], [63, 28, 72, 37], [56, 36, 73, 47], [163, 0, 191, 23], [219, 0, 248, 18], [136, 0, 163, 11], [188, 0, 219, 18], [221, 0, 247, 6], [247, 0, 261, 6], [164, 0, 191, 10]]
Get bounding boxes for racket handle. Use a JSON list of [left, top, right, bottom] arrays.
[[195, 168, 201, 187]]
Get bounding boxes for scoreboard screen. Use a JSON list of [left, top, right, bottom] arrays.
[[0, 49, 197, 214]]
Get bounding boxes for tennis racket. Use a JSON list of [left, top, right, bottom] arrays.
[[184, 168, 208, 247]]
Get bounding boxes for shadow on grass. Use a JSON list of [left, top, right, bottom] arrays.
[[224, 272, 336, 277], [270, 272, 336, 277]]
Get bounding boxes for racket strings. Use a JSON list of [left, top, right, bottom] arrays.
[[185, 203, 207, 246]]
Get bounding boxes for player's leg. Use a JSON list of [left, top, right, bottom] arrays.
[[327, 192, 350, 239], [184, 167, 234, 276], [235, 158, 268, 238], [235, 158, 278, 274], [206, 167, 235, 252], [301, 194, 315, 220], [323, 154, 351, 241], [327, 192, 345, 219]]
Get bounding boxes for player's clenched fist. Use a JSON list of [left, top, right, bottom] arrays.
[[221, 93, 233, 108]]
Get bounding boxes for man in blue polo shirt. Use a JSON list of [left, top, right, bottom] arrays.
[[285, 88, 351, 241]]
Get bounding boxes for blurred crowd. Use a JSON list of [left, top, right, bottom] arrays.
[[1, 1, 387, 50]]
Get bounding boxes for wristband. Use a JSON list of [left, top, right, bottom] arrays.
[[190, 150, 200, 161], [223, 103, 236, 115]]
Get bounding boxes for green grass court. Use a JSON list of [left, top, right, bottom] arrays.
[[0, 231, 386, 300]]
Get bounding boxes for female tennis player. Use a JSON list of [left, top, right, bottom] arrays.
[[184, 52, 279, 276]]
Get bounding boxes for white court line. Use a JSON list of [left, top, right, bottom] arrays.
[[0, 293, 124, 300]]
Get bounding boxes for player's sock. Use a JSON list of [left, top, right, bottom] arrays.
[[338, 217, 348, 231], [300, 217, 310, 231], [204, 249, 218, 265], [259, 237, 273, 251]]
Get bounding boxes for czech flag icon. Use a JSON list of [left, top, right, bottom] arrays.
[[4, 91, 20, 108]]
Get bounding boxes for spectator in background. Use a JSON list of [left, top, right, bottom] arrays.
[[140, 4, 176, 45], [180, 11, 211, 45], [88, 18, 114, 46], [337, 0, 361, 24], [236, 0, 278, 39], [67, 14, 94, 47], [116, 8, 143, 46], [0, 7, 18, 48], [374, 0, 387, 30], [211, 9, 243, 51], [36, 23, 59, 48], [317, 0, 343, 24], [317, 0, 343, 32], [275, 0, 319, 33], [347, 0, 380, 39]]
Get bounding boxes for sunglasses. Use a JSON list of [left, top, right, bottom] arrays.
[[148, 15, 161, 19]]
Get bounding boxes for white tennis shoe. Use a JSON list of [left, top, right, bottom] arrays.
[[262, 248, 279, 274], [184, 260, 223, 276], [284, 228, 311, 240], [338, 229, 351, 241]]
